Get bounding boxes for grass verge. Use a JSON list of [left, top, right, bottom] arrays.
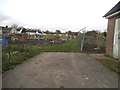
[[90, 54, 119, 74]]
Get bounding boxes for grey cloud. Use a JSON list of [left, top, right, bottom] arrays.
[[1, 15, 12, 21]]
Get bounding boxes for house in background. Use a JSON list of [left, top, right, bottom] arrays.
[[1, 26, 12, 36], [103, 1, 120, 59], [10, 27, 28, 40], [10, 27, 18, 34]]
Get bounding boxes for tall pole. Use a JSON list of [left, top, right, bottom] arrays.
[[81, 33, 85, 51], [80, 27, 86, 52], [97, 31, 100, 49], [78, 27, 86, 52]]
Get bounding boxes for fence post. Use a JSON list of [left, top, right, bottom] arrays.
[[29, 40, 32, 53], [8, 38, 11, 63], [77, 34, 81, 49], [78, 27, 86, 52], [81, 33, 85, 52]]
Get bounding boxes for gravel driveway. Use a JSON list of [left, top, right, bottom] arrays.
[[2, 52, 118, 88]]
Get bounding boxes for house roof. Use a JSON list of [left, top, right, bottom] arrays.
[[1, 26, 12, 31], [103, 1, 120, 17]]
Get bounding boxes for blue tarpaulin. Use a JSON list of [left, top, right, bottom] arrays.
[[44, 39, 48, 41], [2, 38, 8, 45], [38, 37, 42, 39]]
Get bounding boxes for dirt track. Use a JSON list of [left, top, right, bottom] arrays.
[[3, 52, 118, 88]]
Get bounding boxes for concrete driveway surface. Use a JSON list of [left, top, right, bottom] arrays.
[[2, 52, 118, 88]]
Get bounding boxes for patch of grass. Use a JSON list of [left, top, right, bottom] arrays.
[[96, 59, 119, 73], [42, 39, 80, 52], [91, 54, 119, 74], [2, 38, 80, 72], [105, 54, 119, 60], [2, 45, 43, 72]]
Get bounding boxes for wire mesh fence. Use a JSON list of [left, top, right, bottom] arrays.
[[78, 32, 106, 53]]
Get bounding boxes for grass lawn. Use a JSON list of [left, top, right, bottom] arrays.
[[2, 38, 80, 72], [43, 39, 80, 52], [90, 54, 119, 74]]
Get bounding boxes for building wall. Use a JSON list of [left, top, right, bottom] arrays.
[[106, 17, 116, 56], [117, 18, 120, 59], [113, 18, 119, 58], [106, 14, 120, 57]]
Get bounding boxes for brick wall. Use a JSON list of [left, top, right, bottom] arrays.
[[106, 15, 120, 56]]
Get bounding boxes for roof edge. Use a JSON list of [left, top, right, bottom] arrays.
[[104, 10, 120, 19]]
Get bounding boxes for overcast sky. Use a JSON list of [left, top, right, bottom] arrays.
[[0, 0, 119, 32]]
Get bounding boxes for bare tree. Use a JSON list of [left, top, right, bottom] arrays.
[[55, 30, 61, 34], [67, 30, 72, 35]]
